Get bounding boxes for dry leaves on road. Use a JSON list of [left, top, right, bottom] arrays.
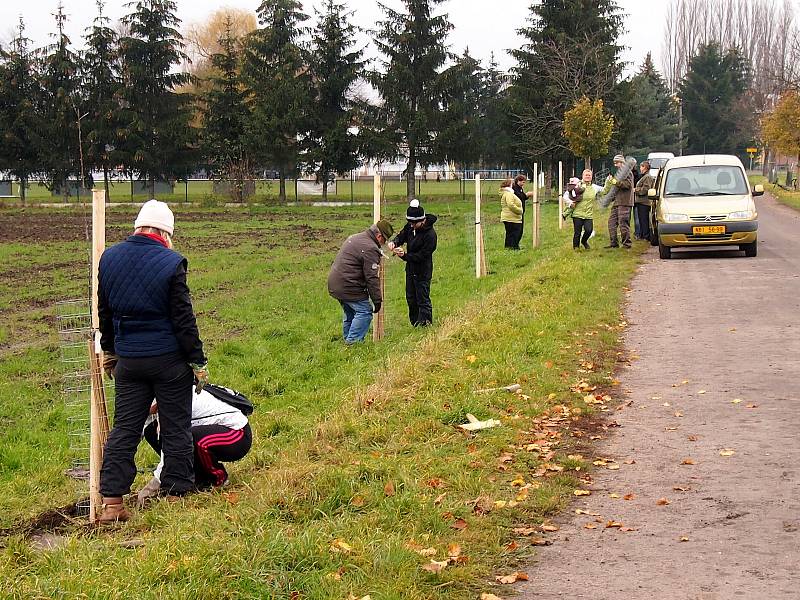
[[574, 489, 591, 496], [656, 498, 671, 506], [719, 449, 736, 456], [481, 594, 504, 600], [496, 572, 530, 584], [680, 458, 696, 465]]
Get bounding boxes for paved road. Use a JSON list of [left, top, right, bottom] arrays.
[[519, 194, 800, 599]]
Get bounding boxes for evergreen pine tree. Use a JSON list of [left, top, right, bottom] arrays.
[[616, 53, 679, 156], [307, 0, 363, 201], [510, 0, 622, 166], [82, 0, 124, 199], [435, 49, 483, 170], [0, 18, 42, 203], [367, 0, 453, 200], [39, 2, 82, 199], [202, 16, 252, 202], [679, 43, 752, 155], [118, 0, 196, 196], [241, 0, 310, 203], [478, 52, 514, 168]]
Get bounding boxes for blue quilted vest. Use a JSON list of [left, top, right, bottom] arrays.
[[99, 235, 185, 357]]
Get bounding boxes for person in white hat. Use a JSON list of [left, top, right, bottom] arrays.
[[96, 199, 208, 522]]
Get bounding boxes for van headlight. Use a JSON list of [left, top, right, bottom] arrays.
[[663, 213, 689, 222], [728, 210, 755, 220]]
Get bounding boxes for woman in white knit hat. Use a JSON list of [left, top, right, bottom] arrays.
[[96, 199, 208, 522]]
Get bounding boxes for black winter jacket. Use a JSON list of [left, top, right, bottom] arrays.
[[512, 183, 527, 214], [392, 215, 438, 280]]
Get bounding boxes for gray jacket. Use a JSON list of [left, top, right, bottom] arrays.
[[327, 225, 383, 303]]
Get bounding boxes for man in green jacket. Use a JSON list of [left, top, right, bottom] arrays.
[[603, 154, 635, 249]]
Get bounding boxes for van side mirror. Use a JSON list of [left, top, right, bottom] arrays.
[[647, 188, 657, 198], [752, 184, 764, 197]]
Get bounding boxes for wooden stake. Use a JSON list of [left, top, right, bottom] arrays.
[[558, 161, 564, 230], [89, 188, 109, 523], [475, 174, 486, 278], [532, 163, 541, 248], [372, 174, 385, 341]]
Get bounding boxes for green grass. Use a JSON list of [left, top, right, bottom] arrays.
[[0, 201, 641, 598], [750, 174, 800, 211]]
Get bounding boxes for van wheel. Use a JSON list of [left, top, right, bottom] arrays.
[[658, 241, 671, 259], [650, 225, 659, 247], [742, 241, 757, 257]]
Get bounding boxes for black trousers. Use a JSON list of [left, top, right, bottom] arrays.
[[635, 203, 651, 240], [101, 352, 194, 497], [405, 272, 433, 326], [572, 217, 594, 248], [503, 221, 522, 249], [144, 422, 252, 489]]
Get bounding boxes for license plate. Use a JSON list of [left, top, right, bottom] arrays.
[[692, 225, 726, 235]]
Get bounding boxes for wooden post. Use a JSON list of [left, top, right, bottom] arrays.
[[475, 174, 486, 278], [372, 174, 385, 341], [89, 188, 109, 523], [532, 163, 541, 248], [558, 161, 564, 230]]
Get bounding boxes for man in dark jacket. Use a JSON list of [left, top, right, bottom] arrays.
[[327, 219, 394, 344], [390, 199, 438, 326], [512, 175, 533, 245], [97, 200, 208, 522], [604, 154, 635, 249]]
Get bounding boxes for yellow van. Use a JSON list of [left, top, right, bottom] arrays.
[[648, 154, 762, 259]]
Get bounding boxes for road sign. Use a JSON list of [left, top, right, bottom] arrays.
[[746, 147, 758, 154]]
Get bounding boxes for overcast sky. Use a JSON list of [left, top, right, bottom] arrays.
[[0, 0, 669, 76]]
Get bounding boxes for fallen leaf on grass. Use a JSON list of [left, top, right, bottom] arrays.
[[466, 355, 477, 363], [656, 498, 670, 506], [434, 492, 447, 506], [384, 481, 395, 497], [422, 560, 449, 574], [350, 495, 366, 507], [512, 527, 537, 536], [451, 518, 468, 531], [680, 458, 695, 465], [506, 541, 519, 551], [327, 566, 347, 581], [223, 492, 239, 504], [496, 572, 529, 584], [447, 543, 461, 559], [719, 449, 736, 456], [544, 361, 554, 369], [574, 489, 591, 496], [330, 539, 353, 554]]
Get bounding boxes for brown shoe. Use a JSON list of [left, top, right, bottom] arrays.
[[98, 499, 131, 523]]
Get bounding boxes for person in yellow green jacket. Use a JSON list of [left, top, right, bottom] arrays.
[[571, 169, 603, 250], [500, 178, 523, 250]]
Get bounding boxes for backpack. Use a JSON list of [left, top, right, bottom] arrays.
[[204, 383, 255, 416]]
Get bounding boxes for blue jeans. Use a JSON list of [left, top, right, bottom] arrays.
[[340, 299, 373, 343]]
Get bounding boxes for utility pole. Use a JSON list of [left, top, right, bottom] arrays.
[[678, 98, 684, 157]]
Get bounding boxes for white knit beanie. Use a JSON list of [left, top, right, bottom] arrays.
[[134, 199, 174, 235], [613, 154, 625, 162]]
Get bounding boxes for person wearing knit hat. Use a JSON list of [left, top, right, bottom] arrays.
[[599, 154, 635, 249], [328, 219, 394, 343], [388, 199, 438, 327], [96, 199, 208, 523]]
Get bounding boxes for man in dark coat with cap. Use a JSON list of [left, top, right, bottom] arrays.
[[389, 199, 438, 327], [328, 219, 394, 343]]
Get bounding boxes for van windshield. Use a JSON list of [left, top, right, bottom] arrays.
[[648, 158, 669, 169], [664, 165, 748, 197]]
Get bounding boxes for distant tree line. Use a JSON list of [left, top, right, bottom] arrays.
[[3, 0, 794, 204]]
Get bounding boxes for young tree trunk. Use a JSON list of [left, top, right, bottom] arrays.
[[148, 177, 155, 198], [322, 176, 328, 202], [279, 168, 287, 203], [103, 165, 110, 201], [406, 148, 417, 201], [20, 177, 26, 204], [584, 156, 592, 173]]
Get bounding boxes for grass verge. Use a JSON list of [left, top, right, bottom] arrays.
[[0, 201, 641, 598], [750, 174, 800, 211]]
